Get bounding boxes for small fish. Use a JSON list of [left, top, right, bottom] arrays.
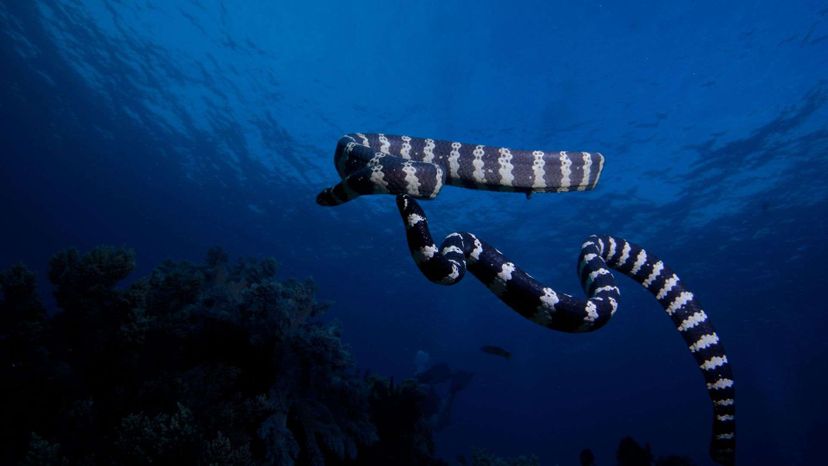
[[480, 345, 511, 359]]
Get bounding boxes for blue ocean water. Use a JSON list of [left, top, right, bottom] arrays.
[[1, 1, 827, 464]]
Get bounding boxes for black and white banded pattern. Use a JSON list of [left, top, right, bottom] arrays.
[[395, 194, 735, 466], [316, 133, 604, 205]]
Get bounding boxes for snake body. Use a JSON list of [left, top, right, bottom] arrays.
[[317, 134, 735, 465], [316, 133, 604, 205]]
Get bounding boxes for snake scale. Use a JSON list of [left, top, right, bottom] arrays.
[[317, 133, 735, 465]]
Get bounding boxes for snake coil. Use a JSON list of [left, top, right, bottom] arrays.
[[317, 133, 735, 465]]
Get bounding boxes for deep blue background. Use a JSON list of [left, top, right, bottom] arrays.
[[2, 1, 827, 464]]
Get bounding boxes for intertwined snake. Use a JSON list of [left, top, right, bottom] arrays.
[[317, 133, 735, 465]]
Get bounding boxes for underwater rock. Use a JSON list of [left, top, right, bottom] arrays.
[[585, 436, 696, 466], [579, 448, 595, 466], [617, 436, 654, 466]]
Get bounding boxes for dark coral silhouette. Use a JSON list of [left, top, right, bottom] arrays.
[[617, 436, 654, 466], [615, 436, 697, 466], [350, 376, 448, 466], [580, 448, 596, 466], [0, 246, 442, 466]]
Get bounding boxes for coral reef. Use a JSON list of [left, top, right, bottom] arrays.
[[579, 448, 596, 466], [614, 437, 696, 466], [351, 376, 448, 466], [0, 246, 441, 466]]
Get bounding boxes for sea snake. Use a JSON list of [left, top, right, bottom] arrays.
[[316, 133, 604, 205], [316, 133, 735, 465]]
